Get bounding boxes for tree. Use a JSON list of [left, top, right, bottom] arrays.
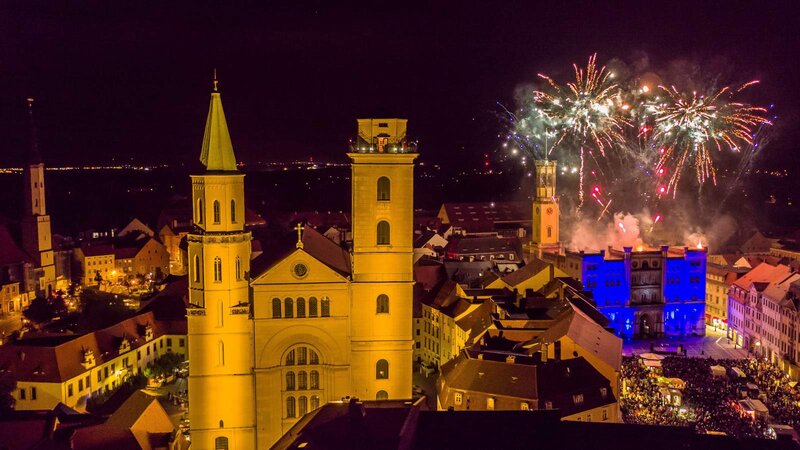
[[23, 297, 54, 324], [144, 352, 185, 379], [80, 289, 133, 330], [0, 374, 16, 414]]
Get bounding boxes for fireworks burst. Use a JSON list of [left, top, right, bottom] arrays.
[[651, 82, 771, 196], [533, 53, 630, 156]]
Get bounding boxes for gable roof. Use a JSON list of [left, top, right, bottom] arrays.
[[439, 201, 531, 233], [501, 259, 553, 288], [251, 225, 351, 279], [0, 224, 33, 266]]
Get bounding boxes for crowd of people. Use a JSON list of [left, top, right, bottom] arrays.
[[620, 355, 800, 439]]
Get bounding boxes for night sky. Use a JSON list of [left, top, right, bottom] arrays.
[[1, 1, 798, 169]]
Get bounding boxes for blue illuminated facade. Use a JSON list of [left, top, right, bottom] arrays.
[[546, 246, 707, 339]]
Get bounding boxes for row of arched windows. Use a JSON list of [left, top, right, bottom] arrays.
[[273, 297, 330, 318], [196, 198, 237, 225], [286, 395, 320, 418], [192, 256, 243, 283], [285, 347, 320, 366], [286, 370, 320, 390]]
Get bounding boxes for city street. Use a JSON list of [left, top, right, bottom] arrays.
[[623, 326, 748, 360], [0, 313, 22, 338]]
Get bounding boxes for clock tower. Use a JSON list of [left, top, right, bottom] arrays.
[[531, 159, 561, 257]]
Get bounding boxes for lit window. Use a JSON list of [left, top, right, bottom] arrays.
[[376, 359, 389, 379], [487, 397, 495, 410], [454, 392, 463, 405]]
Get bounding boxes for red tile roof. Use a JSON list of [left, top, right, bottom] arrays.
[[0, 311, 182, 383]]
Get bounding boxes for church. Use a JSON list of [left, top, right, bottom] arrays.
[[187, 80, 415, 449]]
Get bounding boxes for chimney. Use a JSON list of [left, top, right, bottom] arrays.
[[506, 355, 516, 364]]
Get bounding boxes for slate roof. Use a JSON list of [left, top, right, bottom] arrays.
[[440, 201, 531, 233]]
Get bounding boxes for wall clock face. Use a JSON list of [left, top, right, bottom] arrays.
[[546, 207, 554, 215], [293, 263, 308, 278]]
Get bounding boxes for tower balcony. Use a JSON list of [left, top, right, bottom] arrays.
[[349, 139, 417, 154]]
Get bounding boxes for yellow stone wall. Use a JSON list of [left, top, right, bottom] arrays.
[[187, 170, 256, 450]]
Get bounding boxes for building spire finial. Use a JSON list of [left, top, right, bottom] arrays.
[[26, 97, 42, 164], [213, 68, 219, 92]]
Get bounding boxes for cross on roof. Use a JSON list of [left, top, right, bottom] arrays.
[[294, 222, 305, 249]]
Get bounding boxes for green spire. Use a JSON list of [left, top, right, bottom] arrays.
[[199, 71, 238, 171]]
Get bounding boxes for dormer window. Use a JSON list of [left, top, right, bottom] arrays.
[[119, 338, 131, 354], [81, 349, 96, 369], [144, 324, 154, 342]]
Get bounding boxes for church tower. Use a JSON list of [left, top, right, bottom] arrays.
[[348, 118, 415, 401], [531, 159, 560, 257], [186, 77, 256, 450], [21, 98, 56, 297]]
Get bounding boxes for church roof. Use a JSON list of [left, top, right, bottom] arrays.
[[251, 225, 351, 279], [199, 82, 238, 172]]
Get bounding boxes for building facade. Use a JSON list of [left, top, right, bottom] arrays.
[[185, 82, 417, 449], [0, 310, 186, 411]]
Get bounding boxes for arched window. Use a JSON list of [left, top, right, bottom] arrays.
[[376, 390, 389, 400], [310, 370, 319, 389], [272, 298, 281, 318], [197, 199, 204, 224], [309, 297, 318, 317], [193, 255, 200, 282], [376, 294, 389, 314], [298, 371, 307, 390], [286, 396, 296, 418], [299, 396, 308, 416], [285, 298, 294, 318], [215, 437, 229, 450], [321, 297, 330, 317], [311, 395, 320, 410], [298, 347, 308, 365], [297, 297, 306, 318], [217, 341, 224, 366], [286, 372, 296, 390], [230, 199, 236, 223], [213, 257, 222, 282], [376, 359, 389, 379], [310, 350, 319, 365], [285, 350, 295, 366], [377, 176, 391, 201], [213, 200, 221, 224], [547, 226, 552, 238], [235, 257, 241, 280], [377, 221, 390, 245]]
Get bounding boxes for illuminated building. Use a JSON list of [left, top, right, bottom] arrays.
[[185, 79, 417, 448], [0, 310, 185, 411], [705, 262, 747, 331], [20, 98, 57, 298], [527, 160, 706, 339], [74, 244, 116, 286], [438, 350, 618, 422]]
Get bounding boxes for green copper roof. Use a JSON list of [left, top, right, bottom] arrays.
[[199, 91, 238, 172]]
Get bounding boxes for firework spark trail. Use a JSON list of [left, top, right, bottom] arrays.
[[651, 82, 771, 197]]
